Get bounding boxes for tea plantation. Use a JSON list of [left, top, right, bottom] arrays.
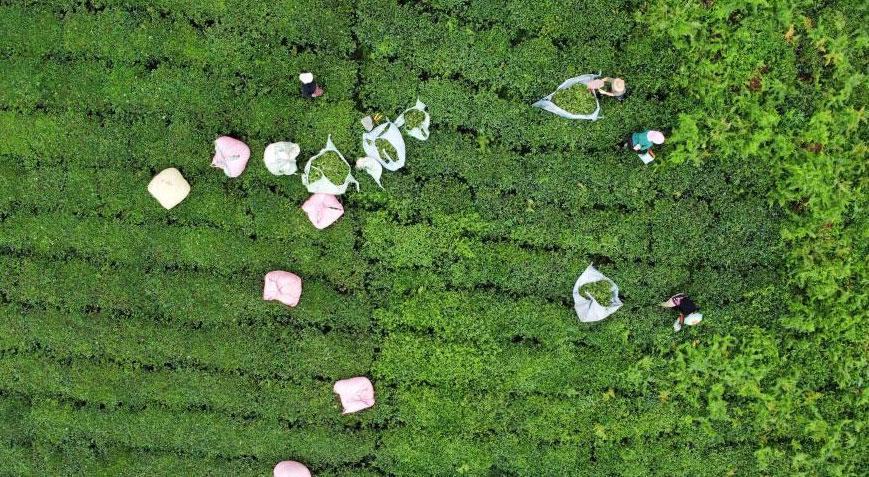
[[0, 0, 865, 475]]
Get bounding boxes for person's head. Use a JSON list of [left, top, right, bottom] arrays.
[[612, 78, 626, 94], [587, 79, 605, 90], [648, 130, 665, 144], [298, 72, 314, 84]]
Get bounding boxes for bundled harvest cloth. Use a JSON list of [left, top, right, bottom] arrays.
[[532, 73, 602, 121], [572, 264, 623, 322], [147, 168, 190, 209], [363, 121, 406, 169], [273, 461, 311, 477], [301, 135, 359, 195], [356, 121, 406, 188], [211, 136, 250, 177], [333, 377, 375, 414], [302, 193, 344, 229], [394, 99, 431, 140], [355, 156, 384, 187], [263, 271, 302, 307], [356, 99, 431, 187], [263, 141, 300, 176]]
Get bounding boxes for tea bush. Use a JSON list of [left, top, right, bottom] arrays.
[[1, 0, 864, 475]]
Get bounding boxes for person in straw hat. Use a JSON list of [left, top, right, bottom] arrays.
[[588, 77, 627, 100], [299, 72, 324, 99]]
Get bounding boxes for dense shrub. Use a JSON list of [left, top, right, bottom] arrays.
[[1, 0, 863, 475]]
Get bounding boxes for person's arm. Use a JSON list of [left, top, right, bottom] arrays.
[[598, 77, 614, 96], [649, 149, 655, 158]]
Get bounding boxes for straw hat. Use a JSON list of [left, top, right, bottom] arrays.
[[659, 294, 684, 308], [648, 130, 665, 144], [612, 78, 626, 94], [298, 72, 314, 84]]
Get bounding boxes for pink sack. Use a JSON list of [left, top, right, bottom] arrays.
[[211, 136, 250, 178], [333, 377, 375, 414], [302, 193, 344, 229], [273, 461, 311, 477], [263, 271, 302, 307]]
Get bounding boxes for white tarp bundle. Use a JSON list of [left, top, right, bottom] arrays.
[[263, 141, 300, 176], [301, 135, 358, 195], [148, 168, 190, 210], [362, 121, 406, 171], [394, 99, 431, 140], [532, 73, 602, 121], [355, 156, 383, 188], [572, 264, 623, 322], [674, 313, 703, 332]]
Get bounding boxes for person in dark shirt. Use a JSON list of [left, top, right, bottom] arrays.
[[660, 293, 702, 331], [299, 72, 323, 99]]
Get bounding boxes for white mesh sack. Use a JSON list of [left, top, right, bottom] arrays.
[[532, 73, 602, 121], [263, 141, 300, 176], [362, 121, 406, 172], [301, 136, 359, 195], [355, 156, 383, 188], [394, 99, 430, 141], [572, 264, 623, 323]]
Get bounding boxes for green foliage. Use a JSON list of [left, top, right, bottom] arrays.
[[375, 138, 398, 161], [402, 109, 426, 130], [1, 0, 863, 475], [309, 151, 350, 184], [551, 85, 597, 114], [640, 0, 868, 473], [580, 279, 613, 305]]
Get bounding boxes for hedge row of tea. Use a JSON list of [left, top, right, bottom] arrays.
[[1, 0, 864, 475], [639, 1, 866, 474]]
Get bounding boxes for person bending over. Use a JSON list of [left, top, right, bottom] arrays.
[[299, 72, 324, 99]]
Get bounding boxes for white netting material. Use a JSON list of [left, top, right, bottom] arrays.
[[394, 99, 431, 140], [572, 264, 623, 322], [532, 73, 602, 121], [362, 121, 406, 172], [300, 135, 359, 195]]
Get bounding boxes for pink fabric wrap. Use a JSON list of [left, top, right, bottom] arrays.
[[273, 461, 311, 477], [211, 136, 250, 178], [263, 271, 302, 307], [302, 193, 344, 229], [333, 377, 375, 414]]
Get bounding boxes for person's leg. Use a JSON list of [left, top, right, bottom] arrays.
[[620, 135, 633, 150]]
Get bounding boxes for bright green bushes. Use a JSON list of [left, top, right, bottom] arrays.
[[0, 304, 373, 381], [2, 0, 862, 475], [28, 399, 374, 464], [0, 353, 348, 425], [636, 0, 867, 473]]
